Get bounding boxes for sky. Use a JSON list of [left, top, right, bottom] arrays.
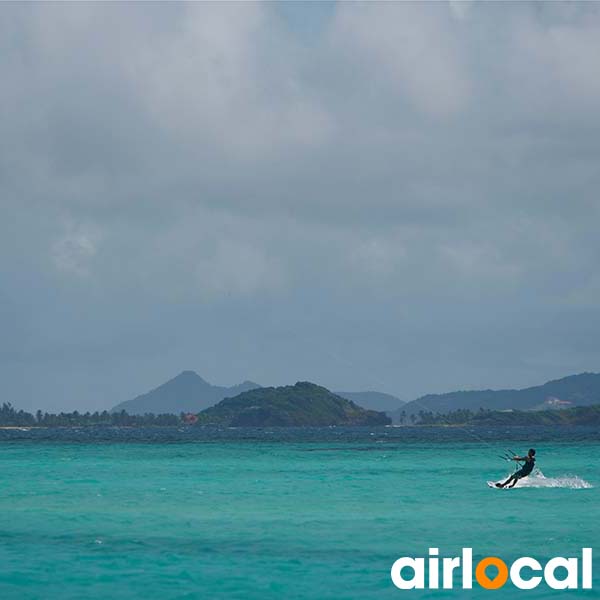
[[2, 2, 600, 412]]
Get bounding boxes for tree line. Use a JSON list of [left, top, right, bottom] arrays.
[[413, 405, 600, 426], [395, 408, 480, 425], [0, 403, 181, 427]]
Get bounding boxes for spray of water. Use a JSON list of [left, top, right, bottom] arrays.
[[508, 469, 593, 489]]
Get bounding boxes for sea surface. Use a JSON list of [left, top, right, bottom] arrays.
[[0, 426, 598, 599]]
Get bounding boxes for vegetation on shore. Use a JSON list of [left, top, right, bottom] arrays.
[[4, 396, 599, 429], [0, 403, 180, 427], [414, 404, 600, 426]]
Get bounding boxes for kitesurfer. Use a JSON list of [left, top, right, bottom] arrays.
[[496, 448, 536, 488]]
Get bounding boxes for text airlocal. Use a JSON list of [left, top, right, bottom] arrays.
[[391, 548, 592, 590]]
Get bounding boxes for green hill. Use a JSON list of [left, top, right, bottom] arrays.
[[196, 382, 391, 426]]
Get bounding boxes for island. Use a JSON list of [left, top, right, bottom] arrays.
[[195, 381, 392, 426]]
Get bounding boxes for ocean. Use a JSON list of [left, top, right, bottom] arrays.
[[0, 426, 598, 599]]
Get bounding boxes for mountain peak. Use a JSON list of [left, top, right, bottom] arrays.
[[112, 372, 260, 415], [174, 370, 208, 383]]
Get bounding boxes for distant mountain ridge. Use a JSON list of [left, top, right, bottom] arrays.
[[112, 371, 261, 415], [393, 372, 600, 422], [114, 370, 600, 422], [196, 382, 391, 427]]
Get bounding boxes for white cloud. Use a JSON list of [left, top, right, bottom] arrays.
[[512, 13, 600, 107], [51, 220, 100, 278], [331, 2, 470, 117], [130, 3, 333, 159], [448, 1, 472, 22]]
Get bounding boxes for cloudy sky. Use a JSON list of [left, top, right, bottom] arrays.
[[2, 2, 600, 412]]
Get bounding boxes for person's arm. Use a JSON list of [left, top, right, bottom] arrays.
[[512, 456, 525, 462]]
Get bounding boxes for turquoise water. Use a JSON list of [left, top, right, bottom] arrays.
[[0, 427, 598, 598]]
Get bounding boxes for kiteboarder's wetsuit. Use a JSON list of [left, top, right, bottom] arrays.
[[496, 449, 536, 488], [514, 456, 535, 478]]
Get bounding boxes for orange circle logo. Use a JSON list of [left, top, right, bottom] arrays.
[[475, 556, 509, 589]]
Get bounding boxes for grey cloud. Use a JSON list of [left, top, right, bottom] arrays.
[[1, 2, 600, 411]]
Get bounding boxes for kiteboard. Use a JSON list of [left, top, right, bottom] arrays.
[[487, 481, 513, 489]]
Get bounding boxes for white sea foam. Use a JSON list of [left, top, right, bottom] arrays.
[[493, 469, 593, 489]]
